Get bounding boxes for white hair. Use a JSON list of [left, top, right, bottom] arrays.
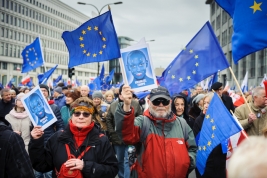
[[228, 136, 267, 178], [252, 87, 264, 97]]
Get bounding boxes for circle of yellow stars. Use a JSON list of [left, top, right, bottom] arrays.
[[170, 47, 199, 83], [79, 25, 107, 58], [25, 47, 39, 66], [198, 114, 216, 152]]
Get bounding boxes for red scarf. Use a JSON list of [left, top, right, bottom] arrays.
[[69, 120, 94, 148]]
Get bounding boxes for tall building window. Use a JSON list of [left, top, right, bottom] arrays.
[[234, 63, 239, 79], [0, 42, 4, 56], [222, 10, 228, 25], [1, 12, 4, 22], [250, 53, 255, 77], [228, 26, 233, 44], [216, 14, 221, 30], [259, 49, 267, 77], [5, 43, 8, 56], [5, 0, 9, 9], [222, 30, 227, 47], [5, 14, 9, 24], [241, 57, 246, 77], [1, 27, 3, 37], [2, 75, 7, 85], [3, 62, 7, 69]]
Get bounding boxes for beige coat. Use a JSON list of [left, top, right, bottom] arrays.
[[234, 102, 267, 136], [5, 113, 32, 153]]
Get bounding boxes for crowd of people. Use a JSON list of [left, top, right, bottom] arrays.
[[0, 81, 267, 178]]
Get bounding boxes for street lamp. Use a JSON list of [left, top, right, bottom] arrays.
[[77, 1, 123, 75]]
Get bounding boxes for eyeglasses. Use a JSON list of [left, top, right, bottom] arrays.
[[73, 112, 91, 118], [152, 98, 170, 106]]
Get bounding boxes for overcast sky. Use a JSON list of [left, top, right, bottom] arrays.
[[62, 0, 210, 69]]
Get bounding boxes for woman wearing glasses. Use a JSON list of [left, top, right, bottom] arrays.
[[60, 89, 81, 127], [29, 97, 118, 178]]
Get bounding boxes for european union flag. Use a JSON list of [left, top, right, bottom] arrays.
[[215, 0, 267, 63], [196, 94, 242, 175], [159, 22, 229, 96], [38, 65, 58, 84], [62, 11, 121, 68], [99, 64, 105, 84], [21, 37, 44, 73], [88, 77, 101, 95], [7, 78, 14, 88]]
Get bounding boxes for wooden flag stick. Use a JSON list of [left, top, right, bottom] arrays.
[[228, 67, 252, 113]]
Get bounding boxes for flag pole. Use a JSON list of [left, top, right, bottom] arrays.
[[228, 67, 252, 113]]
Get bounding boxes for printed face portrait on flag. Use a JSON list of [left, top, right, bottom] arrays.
[[120, 42, 157, 92], [21, 86, 57, 130]]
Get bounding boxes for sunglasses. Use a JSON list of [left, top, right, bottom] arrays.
[[152, 98, 170, 106], [73, 112, 91, 118]]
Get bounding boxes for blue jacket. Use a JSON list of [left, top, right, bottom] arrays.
[[54, 94, 66, 110], [60, 105, 70, 127]]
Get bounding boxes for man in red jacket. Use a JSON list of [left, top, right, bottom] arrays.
[[115, 85, 197, 178]]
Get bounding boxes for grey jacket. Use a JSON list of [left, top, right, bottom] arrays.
[[106, 99, 142, 145]]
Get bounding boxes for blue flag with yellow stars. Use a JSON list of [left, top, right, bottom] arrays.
[[88, 77, 101, 95], [215, 0, 267, 63], [38, 65, 58, 84], [196, 94, 242, 175], [21, 37, 44, 73], [159, 22, 229, 96], [62, 11, 121, 68]]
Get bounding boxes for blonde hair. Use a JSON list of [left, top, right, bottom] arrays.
[[104, 90, 114, 99], [203, 92, 214, 103], [228, 136, 267, 178]]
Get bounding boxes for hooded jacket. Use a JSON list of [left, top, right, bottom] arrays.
[[171, 94, 194, 129], [0, 119, 35, 178], [28, 123, 118, 178], [115, 103, 197, 178]]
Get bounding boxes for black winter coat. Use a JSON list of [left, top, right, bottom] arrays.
[[29, 124, 118, 178], [221, 94, 235, 113], [0, 119, 35, 178], [193, 113, 226, 178], [0, 98, 15, 118]]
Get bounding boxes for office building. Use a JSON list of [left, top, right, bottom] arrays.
[[0, 0, 109, 87], [205, 0, 266, 88]]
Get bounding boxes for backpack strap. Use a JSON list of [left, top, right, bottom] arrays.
[[177, 117, 189, 141], [140, 116, 151, 142], [65, 144, 91, 159]]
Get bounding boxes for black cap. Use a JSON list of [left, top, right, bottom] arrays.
[[39, 84, 49, 94], [210, 82, 223, 91], [149, 86, 171, 101]]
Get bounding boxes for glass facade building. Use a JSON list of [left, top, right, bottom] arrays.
[[0, 0, 109, 86]]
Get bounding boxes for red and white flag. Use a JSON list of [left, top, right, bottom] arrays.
[[21, 75, 31, 85], [226, 113, 248, 169]]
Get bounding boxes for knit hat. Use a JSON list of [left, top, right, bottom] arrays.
[[39, 84, 49, 94], [92, 91, 103, 99], [192, 94, 205, 104], [15, 93, 25, 104], [54, 87, 62, 94]]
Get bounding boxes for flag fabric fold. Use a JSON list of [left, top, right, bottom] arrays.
[[7, 78, 14, 88], [240, 71, 248, 93], [21, 37, 44, 73], [21, 75, 31, 85], [38, 65, 58, 84], [196, 94, 242, 175], [88, 77, 101, 95], [159, 22, 230, 96], [62, 11, 121, 68], [215, 0, 267, 63]]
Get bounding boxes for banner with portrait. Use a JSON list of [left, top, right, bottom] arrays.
[[21, 86, 57, 130], [120, 39, 157, 92]]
